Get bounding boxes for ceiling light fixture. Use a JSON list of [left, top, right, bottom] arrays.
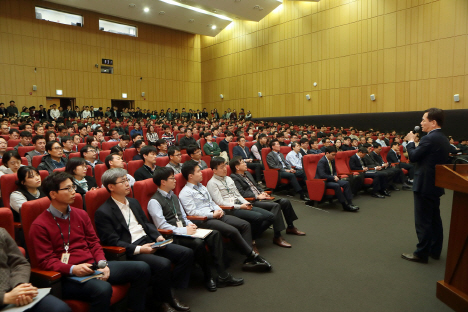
[[159, 11, 165, 14], [144, 7, 150, 12], [129, 3, 136, 7], [189, 19, 194, 22], [211, 25, 217, 29], [159, 0, 232, 21]]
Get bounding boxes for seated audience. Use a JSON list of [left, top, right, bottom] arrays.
[[179, 128, 197, 149], [149, 167, 244, 292], [203, 132, 228, 161], [96, 168, 193, 312], [61, 136, 76, 157], [25, 135, 47, 166], [29, 172, 152, 312], [80, 145, 103, 168], [134, 145, 159, 181], [9, 129, 20, 140], [14, 131, 33, 150], [156, 139, 168, 157], [0, 136, 7, 159], [129, 122, 143, 137], [166, 146, 183, 174], [108, 129, 120, 142], [37, 141, 67, 173], [146, 124, 159, 145], [187, 145, 208, 170], [104, 153, 135, 186], [349, 147, 388, 198], [308, 140, 321, 154], [218, 132, 233, 154], [233, 136, 264, 184], [251, 133, 268, 160], [132, 140, 146, 160], [315, 146, 359, 212], [370, 143, 412, 190], [10, 166, 46, 219], [65, 157, 98, 195], [299, 138, 311, 156], [179, 160, 271, 272], [161, 125, 175, 146]]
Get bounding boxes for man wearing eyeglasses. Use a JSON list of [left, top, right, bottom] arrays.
[[80, 145, 103, 169], [30, 172, 152, 312], [95, 168, 193, 312], [166, 146, 183, 174], [38, 141, 68, 174]]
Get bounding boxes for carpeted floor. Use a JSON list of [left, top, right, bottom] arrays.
[[176, 188, 454, 312]]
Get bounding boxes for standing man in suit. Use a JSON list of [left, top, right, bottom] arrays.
[[96, 168, 193, 312], [266, 140, 309, 201], [401, 108, 450, 263], [316, 146, 359, 212]]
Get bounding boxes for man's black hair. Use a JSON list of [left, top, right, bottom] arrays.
[[42, 172, 74, 200]]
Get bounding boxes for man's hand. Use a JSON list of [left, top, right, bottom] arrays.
[[156, 235, 165, 242], [257, 193, 268, 200], [245, 159, 252, 163], [334, 176, 339, 182], [140, 243, 157, 254], [240, 203, 252, 210], [72, 263, 94, 277], [363, 167, 368, 172], [213, 210, 224, 219], [97, 266, 110, 281], [405, 131, 416, 142], [4, 284, 38, 306], [290, 169, 296, 173], [187, 224, 197, 235]]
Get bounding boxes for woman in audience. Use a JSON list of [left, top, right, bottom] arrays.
[[10, 166, 46, 216], [86, 136, 101, 157], [65, 157, 97, 196], [0, 150, 23, 175], [150, 110, 158, 119], [20, 106, 30, 117], [45, 130, 56, 143], [335, 139, 343, 152], [146, 124, 159, 145], [102, 121, 111, 135]]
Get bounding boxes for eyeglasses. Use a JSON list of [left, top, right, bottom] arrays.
[[113, 178, 129, 185], [52, 146, 63, 150], [167, 177, 176, 180], [58, 184, 77, 193], [173, 154, 182, 157]]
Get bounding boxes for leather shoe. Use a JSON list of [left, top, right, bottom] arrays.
[[242, 255, 272, 272], [389, 184, 400, 191], [286, 227, 306, 236], [273, 236, 292, 248], [381, 190, 391, 197], [343, 204, 359, 212], [169, 297, 190, 312], [204, 278, 217, 292], [402, 183, 412, 190], [161, 303, 178, 312], [217, 273, 244, 288], [300, 194, 310, 201], [401, 253, 428, 264], [372, 193, 385, 199], [349, 204, 360, 210]]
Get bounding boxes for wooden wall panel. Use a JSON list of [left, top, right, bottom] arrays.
[[201, 0, 468, 117], [0, 0, 201, 112]]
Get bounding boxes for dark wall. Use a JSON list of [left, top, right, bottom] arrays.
[[254, 109, 468, 139]]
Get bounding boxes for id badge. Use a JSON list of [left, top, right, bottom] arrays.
[[176, 220, 183, 228], [61, 252, 70, 264], [227, 197, 235, 205]]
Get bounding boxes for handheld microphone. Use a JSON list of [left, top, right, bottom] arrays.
[[91, 260, 108, 270], [413, 126, 420, 132]]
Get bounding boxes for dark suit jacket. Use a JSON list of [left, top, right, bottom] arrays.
[[230, 172, 263, 198], [386, 149, 400, 164], [370, 151, 386, 166], [95, 197, 161, 256], [349, 154, 364, 170], [407, 129, 450, 197], [233, 145, 253, 159], [266, 151, 291, 171], [363, 154, 379, 168], [315, 156, 336, 181]]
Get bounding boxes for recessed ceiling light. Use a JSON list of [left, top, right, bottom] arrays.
[[144, 7, 150, 12], [129, 3, 136, 7], [211, 25, 217, 29], [159, 11, 165, 14], [189, 19, 194, 22]]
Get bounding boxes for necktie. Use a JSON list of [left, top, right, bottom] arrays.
[[328, 160, 333, 174], [359, 157, 364, 168]]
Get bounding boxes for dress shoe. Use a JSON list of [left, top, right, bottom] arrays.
[[217, 273, 244, 288], [372, 193, 385, 199], [273, 236, 292, 248], [401, 253, 428, 264], [169, 297, 190, 312], [402, 183, 412, 190], [242, 255, 272, 272], [204, 278, 217, 292], [348, 204, 360, 210], [389, 184, 400, 191], [381, 190, 391, 197], [300, 193, 310, 201], [342, 204, 359, 212], [161, 303, 178, 312], [286, 227, 306, 236]]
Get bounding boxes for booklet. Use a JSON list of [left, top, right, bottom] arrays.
[[1, 288, 50, 312], [151, 238, 173, 248], [67, 271, 104, 283], [176, 229, 213, 239]]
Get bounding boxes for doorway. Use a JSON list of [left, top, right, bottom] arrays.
[[111, 100, 134, 112], [46, 97, 76, 110]]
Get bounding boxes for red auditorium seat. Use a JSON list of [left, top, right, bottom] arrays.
[[7, 139, 20, 147], [127, 160, 143, 177], [124, 148, 138, 162], [17, 146, 35, 157], [32, 155, 45, 168], [102, 141, 119, 150], [0, 208, 25, 256], [156, 156, 170, 167], [302, 154, 341, 203], [100, 149, 111, 162]]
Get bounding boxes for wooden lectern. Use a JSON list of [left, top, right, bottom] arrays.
[[435, 164, 468, 311]]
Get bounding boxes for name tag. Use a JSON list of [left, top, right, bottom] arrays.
[[176, 220, 183, 228], [61, 252, 70, 264]]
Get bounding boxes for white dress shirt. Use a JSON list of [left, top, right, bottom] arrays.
[[206, 175, 248, 209], [286, 150, 303, 169], [179, 182, 222, 219]]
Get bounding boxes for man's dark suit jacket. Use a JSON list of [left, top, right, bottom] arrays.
[[231, 172, 264, 198], [362, 154, 380, 168], [95, 197, 161, 256], [370, 151, 387, 165], [266, 151, 291, 171], [407, 129, 450, 197], [233, 145, 253, 159], [315, 156, 336, 181], [349, 154, 365, 170], [342, 144, 352, 151], [134, 165, 159, 181], [386, 149, 400, 164]]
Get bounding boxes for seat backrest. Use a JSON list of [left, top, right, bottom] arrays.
[[7, 139, 20, 147], [228, 142, 238, 159], [381, 146, 391, 162], [102, 141, 119, 150], [302, 154, 321, 180], [261, 147, 272, 169], [246, 142, 255, 150], [21, 194, 83, 268], [216, 137, 224, 145], [0, 208, 14, 238], [99, 150, 111, 162], [199, 138, 207, 155], [17, 146, 35, 157], [174, 172, 187, 196], [335, 151, 350, 175], [124, 148, 137, 162], [1, 174, 18, 209], [201, 168, 213, 186], [68, 152, 81, 159], [94, 164, 107, 187], [127, 160, 144, 177], [400, 145, 408, 162], [84, 188, 111, 231], [280, 146, 292, 159], [32, 155, 45, 168], [156, 156, 170, 167], [133, 179, 158, 220], [77, 143, 87, 151]]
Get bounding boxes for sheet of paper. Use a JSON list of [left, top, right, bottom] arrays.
[[2, 288, 51, 312]]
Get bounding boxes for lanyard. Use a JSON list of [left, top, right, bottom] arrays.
[[48, 208, 71, 252], [165, 195, 179, 221], [220, 179, 234, 198]]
